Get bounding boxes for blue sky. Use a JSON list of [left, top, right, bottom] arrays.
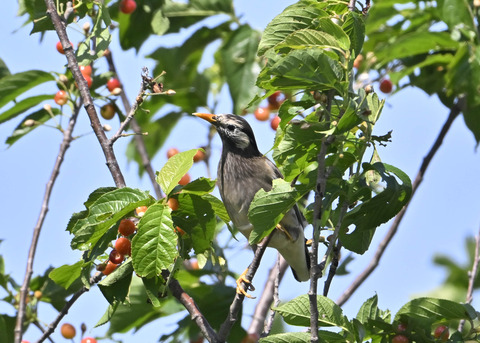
[[1, 0, 480, 341]]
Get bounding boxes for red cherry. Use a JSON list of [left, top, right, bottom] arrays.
[[102, 261, 117, 275], [433, 325, 449, 341], [379, 79, 393, 93], [193, 149, 206, 163], [175, 226, 186, 236], [115, 237, 131, 256], [109, 249, 124, 264], [270, 116, 281, 130], [254, 107, 270, 121], [392, 335, 409, 343], [119, 0, 137, 14], [241, 333, 260, 343], [396, 323, 407, 333], [353, 54, 363, 69], [56, 41, 72, 54], [118, 219, 136, 236], [100, 104, 116, 120], [167, 198, 179, 211], [106, 78, 121, 92], [84, 75, 93, 88], [135, 206, 148, 217], [81, 338, 98, 343], [79, 65, 92, 77], [267, 91, 284, 110], [166, 147, 179, 159], [60, 323, 76, 339], [54, 90, 68, 105], [178, 173, 190, 186]]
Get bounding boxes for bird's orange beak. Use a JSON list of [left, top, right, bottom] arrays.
[[193, 112, 217, 123]]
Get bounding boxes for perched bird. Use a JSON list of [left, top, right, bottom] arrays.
[[193, 113, 310, 296]]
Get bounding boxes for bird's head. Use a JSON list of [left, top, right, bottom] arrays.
[[193, 113, 261, 156]]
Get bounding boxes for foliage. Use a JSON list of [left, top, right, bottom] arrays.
[[1, 0, 480, 342]]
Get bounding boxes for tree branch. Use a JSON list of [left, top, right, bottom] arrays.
[[14, 102, 81, 343], [458, 226, 480, 332], [160, 270, 219, 343], [104, 52, 163, 199], [35, 273, 103, 343], [44, 0, 126, 188], [218, 233, 274, 342], [336, 97, 464, 307], [248, 255, 288, 337]]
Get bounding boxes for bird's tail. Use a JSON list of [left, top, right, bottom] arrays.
[[278, 237, 310, 282]]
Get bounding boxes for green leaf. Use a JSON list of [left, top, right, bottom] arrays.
[[0, 315, 15, 343], [248, 179, 302, 244], [201, 193, 231, 226], [98, 259, 134, 304], [441, 0, 475, 33], [69, 188, 153, 250], [260, 331, 346, 343], [48, 261, 85, 289], [274, 295, 348, 329], [0, 70, 54, 109], [156, 149, 197, 196], [126, 111, 182, 176], [151, 9, 170, 35], [176, 177, 216, 195], [0, 94, 53, 124], [131, 203, 178, 277], [76, 4, 111, 64], [95, 302, 119, 328], [356, 295, 380, 324], [0, 58, 11, 79], [258, 0, 329, 55], [257, 48, 346, 93], [342, 11, 365, 57], [276, 23, 349, 52], [218, 25, 261, 114], [395, 297, 477, 323], [172, 193, 217, 254], [340, 163, 412, 254], [6, 107, 61, 146]]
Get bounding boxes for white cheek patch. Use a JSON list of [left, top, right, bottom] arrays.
[[236, 133, 250, 149]]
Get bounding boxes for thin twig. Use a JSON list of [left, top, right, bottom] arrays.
[[104, 52, 163, 199], [262, 254, 287, 337], [44, 0, 126, 188], [14, 102, 81, 343], [247, 255, 288, 337], [161, 270, 219, 343], [458, 226, 480, 332], [323, 241, 342, 297], [336, 98, 464, 307], [218, 233, 274, 342], [32, 321, 55, 343], [36, 273, 103, 343]]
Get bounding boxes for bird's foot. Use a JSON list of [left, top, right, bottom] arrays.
[[236, 268, 256, 299]]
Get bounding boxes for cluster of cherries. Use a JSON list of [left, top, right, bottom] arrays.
[[252, 91, 284, 130]]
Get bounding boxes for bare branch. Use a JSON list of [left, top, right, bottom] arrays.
[[218, 233, 274, 342], [36, 273, 103, 343], [458, 226, 480, 332], [14, 102, 81, 343], [262, 255, 287, 337], [44, 0, 126, 188], [104, 52, 163, 199], [247, 255, 288, 337], [336, 97, 464, 307], [161, 270, 219, 343]]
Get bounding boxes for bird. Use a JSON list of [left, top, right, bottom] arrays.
[[193, 113, 310, 297]]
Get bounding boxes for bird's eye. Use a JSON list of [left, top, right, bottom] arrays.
[[227, 124, 235, 131]]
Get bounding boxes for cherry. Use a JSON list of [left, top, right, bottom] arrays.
[[135, 206, 148, 217], [353, 54, 363, 69], [167, 198, 179, 211], [267, 91, 284, 110], [100, 103, 116, 120], [84, 75, 93, 88], [270, 116, 281, 131], [102, 261, 117, 275], [178, 173, 191, 185], [119, 0, 137, 14], [166, 147, 179, 159], [241, 333, 260, 343], [33, 290, 42, 299], [54, 90, 68, 105], [109, 249, 124, 264], [193, 149, 206, 163], [79, 65, 92, 77], [115, 237, 131, 256], [433, 325, 449, 341], [189, 259, 199, 270], [379, 79, 393, 93], [254, 107, 270, 121], [81, 338, 98, 343], [396, 323, 407, 333], [56, 41, 72, 54], [106, 78, 121, 92], [175, 226, 186, 236], [392, 335, 409, 343], [118, 218, 136, 236], [189, 336, 204, 343], [61, 323, 76, 339]]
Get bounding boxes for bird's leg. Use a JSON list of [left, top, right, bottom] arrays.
[[236, 268, 256, 298], [275, 224, 294, 241]]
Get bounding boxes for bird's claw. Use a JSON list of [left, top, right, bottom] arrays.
[[236, 268, 256, 299]]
